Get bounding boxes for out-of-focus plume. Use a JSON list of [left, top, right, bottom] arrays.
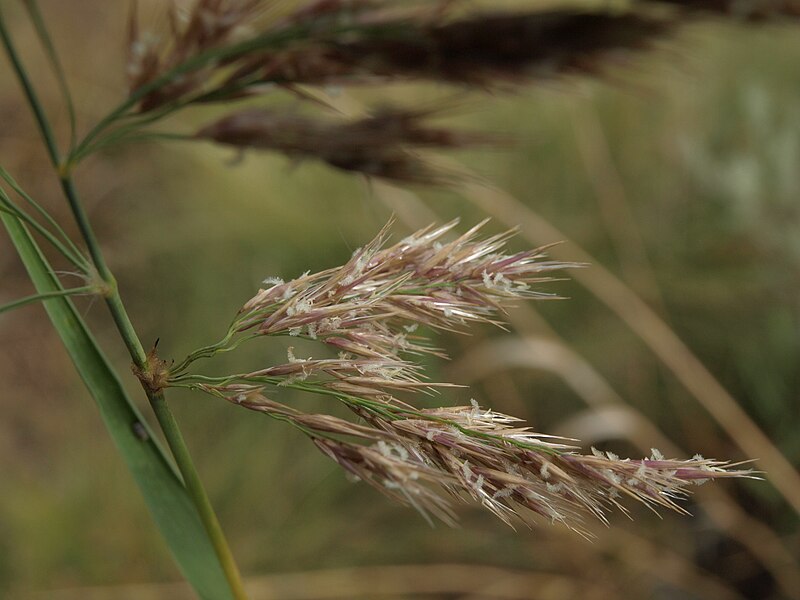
[[126, 2, 674, 112], [641, 0, 800, 21], [124, 0, 800, 117], [195, 107, 497, 182]]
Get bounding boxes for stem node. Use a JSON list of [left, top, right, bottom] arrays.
[[132, 345, 170, 393]]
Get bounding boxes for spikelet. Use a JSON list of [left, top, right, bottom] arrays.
[[207, 388, 755, 533]]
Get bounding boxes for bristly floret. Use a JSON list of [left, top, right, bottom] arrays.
[[235, 218, 581, 362], [206, 389, 756, 533]]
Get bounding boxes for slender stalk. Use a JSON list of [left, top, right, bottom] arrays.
[[0, 7, 59, 167], [57, 177, 148, 362], [22, 0, 77, 151], [61, 106, 251, 600], [147, 390, 249, 600], [0, 10, 248, 598], [0, 285, 95, 315]]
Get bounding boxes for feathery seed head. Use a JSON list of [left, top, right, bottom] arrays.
[[235, 220, 579, 364], [208, 388, 755, 532]]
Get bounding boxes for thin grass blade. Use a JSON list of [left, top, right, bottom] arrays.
[[21, 0, 77, 150], [1, 211, 235, 600]]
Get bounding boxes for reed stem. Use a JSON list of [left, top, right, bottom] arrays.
[[0, 10, 248, 598]]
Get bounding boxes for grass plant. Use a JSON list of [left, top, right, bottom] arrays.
[[2, 1, 798, 598]]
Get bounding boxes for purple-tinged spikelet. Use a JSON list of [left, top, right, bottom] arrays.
[[235, 219, 578, 355], [206, 388, 755, 532], [176, 220, 755, 532]]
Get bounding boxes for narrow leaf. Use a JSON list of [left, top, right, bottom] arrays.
[[1, 212, 235, 600], [21, 0, 77, 150]]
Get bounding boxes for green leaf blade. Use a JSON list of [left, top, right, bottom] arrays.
[[2, 212, 235, 600]]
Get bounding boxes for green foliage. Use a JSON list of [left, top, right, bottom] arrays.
[[1, 212, 234, 600]]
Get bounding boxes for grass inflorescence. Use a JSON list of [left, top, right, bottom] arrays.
[[171, 219, 755, 532]]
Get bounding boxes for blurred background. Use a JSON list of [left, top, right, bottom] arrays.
[[1, 1, 799, 599]]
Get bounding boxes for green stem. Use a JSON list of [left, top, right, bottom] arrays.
[[60, 151, 250, 600], [21, 0, 77, 151], [58, 177, 148, 361], [0, 8, 59, 168], [147, 390, 249, 600], [0, 285, 95, 315], [0, 10, 248, 599]]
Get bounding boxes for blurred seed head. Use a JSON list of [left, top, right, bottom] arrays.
[[643, 0, 800, 21], [127, 2, 674, 112], [214, 9, 673, 90], [195, 107, 497, 182], [127, 0, 798, 116]]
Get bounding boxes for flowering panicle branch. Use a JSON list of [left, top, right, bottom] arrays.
[[170, 220, 755, 531], [172, 219, 576, 377], [171, 219, 570, 402], [200, 387, 755, 532], [244, 219, 572, 330]]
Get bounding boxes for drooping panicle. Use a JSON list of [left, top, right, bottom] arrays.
[[176, 218, 756, 532], [205, 387, 756, 532]]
